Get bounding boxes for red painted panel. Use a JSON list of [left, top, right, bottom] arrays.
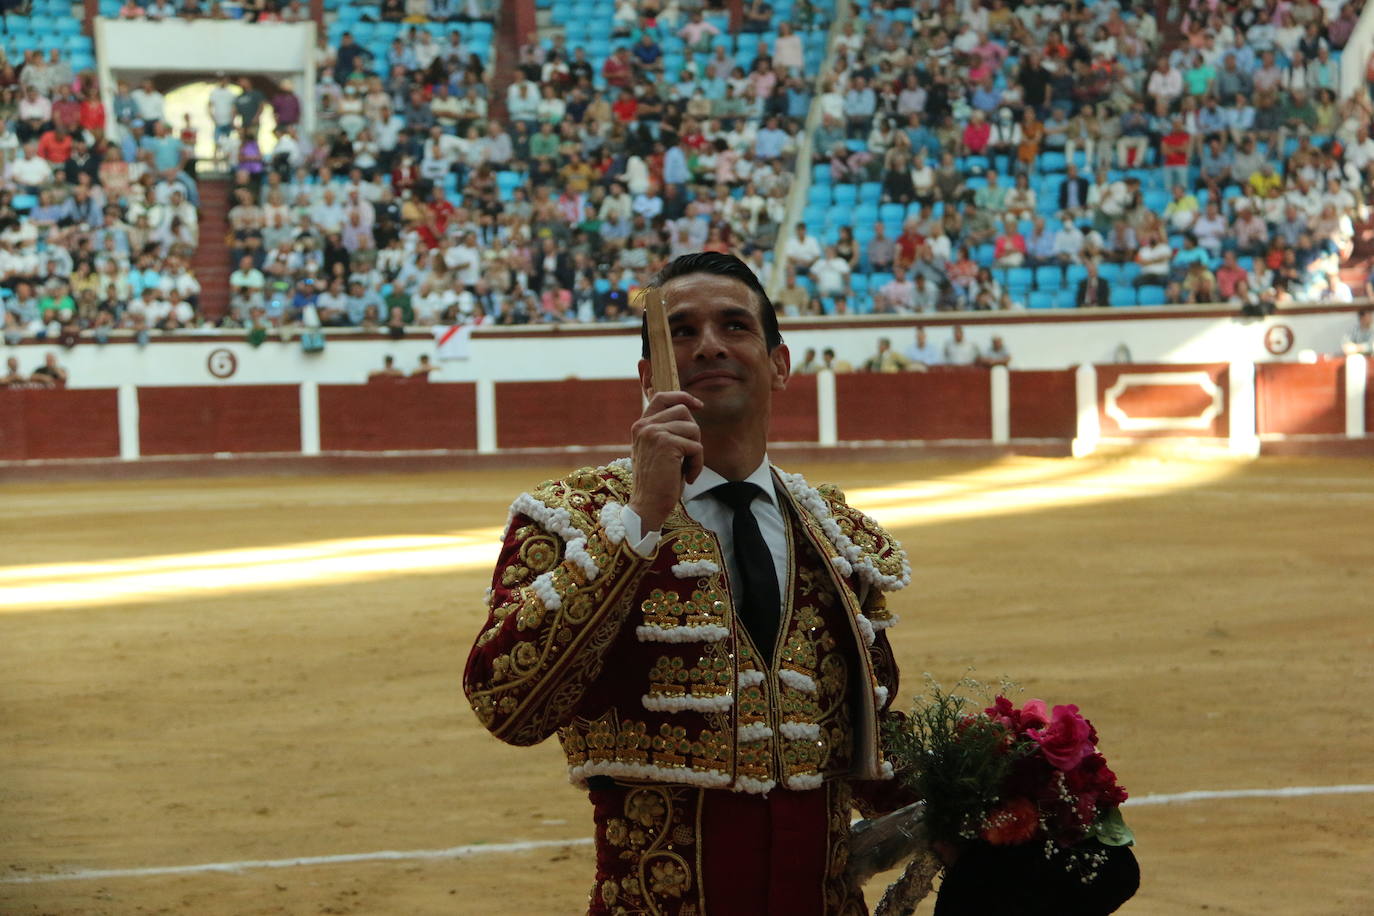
[[1009, 370, 1076, 439], [1096, 363, 1228, 438], [496, 379, 643, 449], [0, 389, 119, 460], [1255, 361, 1345, 436], [770, 373, 818, 443], [139, 385, 301, 455], [319, 381, 477, 451], [835, 370, 992, 441], [1367, 360, 1373, 435]]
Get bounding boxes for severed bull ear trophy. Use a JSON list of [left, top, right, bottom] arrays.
[[642, 286, 679, 394]]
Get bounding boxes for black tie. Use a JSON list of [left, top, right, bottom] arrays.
[[712, 481, 781, 662]]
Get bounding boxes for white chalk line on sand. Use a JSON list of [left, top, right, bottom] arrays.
[[5, 784, 1372, 886]]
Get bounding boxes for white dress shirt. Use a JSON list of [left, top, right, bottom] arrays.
[[621, 456, 788, 597]]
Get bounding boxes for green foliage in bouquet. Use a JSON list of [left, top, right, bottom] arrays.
[[882, 675, 1035, 845]]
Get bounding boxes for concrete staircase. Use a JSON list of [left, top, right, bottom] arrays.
[[192, 176, 232, 323]]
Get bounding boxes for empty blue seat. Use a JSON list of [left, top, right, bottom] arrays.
[[878, 202, 904, 223], [1097, 262, 1122, 283], [858, 182, 882, 204], [1137, 286, 1168, 306], [1028, 290, 1057, 309], [1034, 265, 1062, 289], [1109, 287, 1135, 307], [832, 184, 857, 207], [1065, 264, 1088, 286], [1007, 267, 1033, 290], [1039, 151, 1066, 172]]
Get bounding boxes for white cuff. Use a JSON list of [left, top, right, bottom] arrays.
[[619, 504, 661, 558]]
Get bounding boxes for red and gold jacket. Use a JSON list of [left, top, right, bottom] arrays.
[[464, 459, 910, 797]]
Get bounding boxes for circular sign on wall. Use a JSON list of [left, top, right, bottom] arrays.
[[1264, 324, 1295, 356], [207, 348, 238, 379]]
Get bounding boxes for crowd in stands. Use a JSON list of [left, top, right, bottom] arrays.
[[792, 0, 1374, 315], [4, 0, 1374, 345]]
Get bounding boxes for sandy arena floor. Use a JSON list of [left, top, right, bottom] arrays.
[[1, 455, 1372, 915]]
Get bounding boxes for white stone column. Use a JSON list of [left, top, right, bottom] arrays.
[[990, 365, 1010, 445], [1227, 360, 1259, 456], [1346, 354, 1367, 439], [1071, 364, 1100, 458], [299, 381, 321, 456], [118, 383, 140, 461], [477, 379, 498, 453], [817, 369, 838, 446]]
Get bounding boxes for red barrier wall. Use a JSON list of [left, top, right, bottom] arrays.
[[139, 385, 301, 455], [1368, 360, 1373, 434], [1256, 361, 1345, 436], [319, 381, 477, 451], [771, 373, 819, 442], [0, 388, 120, 460], [834, 369, 992, 441], [1096, 363, 1228, 438], [1010, 370, 1077, 439], [496, 378, 643, 449]]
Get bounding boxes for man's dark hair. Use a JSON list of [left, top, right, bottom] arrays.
[[639, 251, 782, 359]]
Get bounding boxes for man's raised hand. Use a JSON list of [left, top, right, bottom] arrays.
[[627, 391, 704, 534]]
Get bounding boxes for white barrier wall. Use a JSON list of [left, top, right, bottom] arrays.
[[2, 306, 1364, 389]]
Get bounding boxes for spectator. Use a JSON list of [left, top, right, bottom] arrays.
[[978, 335, 1012, 367], [904, 326, 943, 368], [1341, 309, 1373, 355], [864, 336, 912, 372], [30, 352, 68, 387], [783, 222, 821, 275], [1076, 260, 1110, 308], [943, 325, 980, 366]]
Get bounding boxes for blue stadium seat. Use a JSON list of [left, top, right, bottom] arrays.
[[858, 182, 882, 205], [1137, 286, 1167, 306], [1097, 262, 1122, 283], [878, 202, 904, 224], [974, 243, 995, 266], [1034, 265, 1062, 289], [1109, 287, 1136, 307], [832, 184, 857, 207], [1007, 267, 1033, 291], [1028, 290, 1057, 309], [1065, 264, 1088, 287], [1039, 151, 1066, 172]]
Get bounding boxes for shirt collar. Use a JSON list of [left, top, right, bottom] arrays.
[[683, 454, 777, 506]]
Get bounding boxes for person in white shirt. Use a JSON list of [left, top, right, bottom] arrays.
[[943, 324, 980, 365], [810, 245, 851, 297], [207, 75, 238, 144], [131, 79, 166, 125], [783, 223, 822, 274]]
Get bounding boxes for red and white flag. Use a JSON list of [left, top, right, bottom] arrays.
[[432, 315, 486, 361]]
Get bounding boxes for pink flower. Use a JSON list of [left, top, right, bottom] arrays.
[[985, 696, 1050, 734], [1029, 704, 1095, 770]]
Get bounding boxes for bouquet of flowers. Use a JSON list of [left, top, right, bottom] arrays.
[[850, 678, 1138, 915]]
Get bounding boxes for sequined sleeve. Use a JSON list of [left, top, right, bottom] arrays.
[[463, 466, 651, 746]]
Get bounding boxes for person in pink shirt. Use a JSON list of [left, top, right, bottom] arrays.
[[993, 218, 1027, 267], [677, 11, 720, 51], [962, 109, 992, 155]]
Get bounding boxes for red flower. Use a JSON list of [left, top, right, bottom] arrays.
[[1029, 704, 1095, 770], [985, 696, 1050, 734], [981, 797, 1040, 846]]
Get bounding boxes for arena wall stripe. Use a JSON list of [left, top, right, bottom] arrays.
[[4, 784, 1370, 885]]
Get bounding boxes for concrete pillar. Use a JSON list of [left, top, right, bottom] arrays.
[[1071, 364, 1099, 458], [990, 365, 1010, 445], [1346, 354, 1367, 439], [299, 381, 320, 456], [816, 369, 838, 446], [477, 378, 498, 453], [1228, 360, 1259, 456], [118, 384, 140, 461]]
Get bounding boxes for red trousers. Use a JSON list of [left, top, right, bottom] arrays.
[[585, 780, 868, 915]]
